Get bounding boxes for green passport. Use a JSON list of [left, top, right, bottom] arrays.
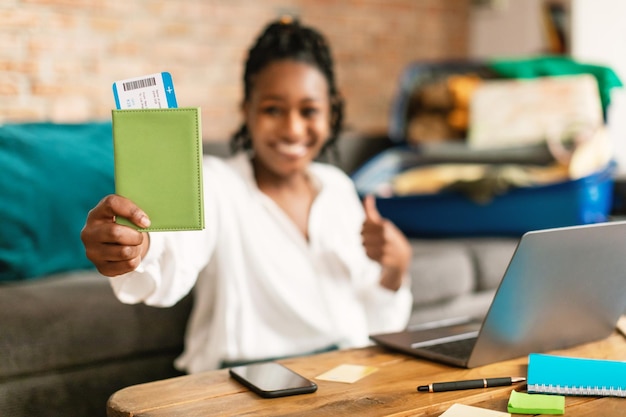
[[112, 108, 204, 231]]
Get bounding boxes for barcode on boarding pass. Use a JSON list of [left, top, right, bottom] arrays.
[[112, 72, 178, 110], [123, 77, 156, 91]]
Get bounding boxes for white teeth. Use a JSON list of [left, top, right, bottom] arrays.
[[276, 142, 307, 157]]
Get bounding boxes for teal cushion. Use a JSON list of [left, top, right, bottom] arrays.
[[0, 122, 114, 281]]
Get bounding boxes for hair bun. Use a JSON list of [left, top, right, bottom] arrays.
[[278, 15, 298, 25]]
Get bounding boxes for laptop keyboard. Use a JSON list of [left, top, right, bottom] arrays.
[[419, 337, 477, 360]]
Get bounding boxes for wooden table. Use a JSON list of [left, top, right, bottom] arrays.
[[107, 332, 626, 416]]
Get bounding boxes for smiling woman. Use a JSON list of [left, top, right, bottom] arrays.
[[230, 19, 343, 236], [231, 17, 343, 158], [243, 60, 332, 236], [245, 60, 331, 178], [80, 18, 414, 374]]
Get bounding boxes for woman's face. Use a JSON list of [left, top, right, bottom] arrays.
[[243, 59, 331, 179]]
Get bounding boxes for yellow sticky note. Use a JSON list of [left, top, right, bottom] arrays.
[[316, 364, 378, 383], [439, 403, 510, 416]]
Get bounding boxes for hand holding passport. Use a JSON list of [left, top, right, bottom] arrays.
[[111, 72, 205, 232]]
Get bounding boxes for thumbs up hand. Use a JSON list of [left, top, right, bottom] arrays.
[[361, 195, 412, 291]]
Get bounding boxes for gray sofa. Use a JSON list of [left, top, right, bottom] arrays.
[[0, 124, 517, 417]]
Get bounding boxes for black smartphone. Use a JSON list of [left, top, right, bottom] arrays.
[[229, 362, 318, 398]]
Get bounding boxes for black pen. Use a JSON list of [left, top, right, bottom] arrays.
[[417, 376, 526, 393]]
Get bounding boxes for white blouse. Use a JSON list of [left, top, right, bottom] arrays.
[[109, 153, 412, 373]]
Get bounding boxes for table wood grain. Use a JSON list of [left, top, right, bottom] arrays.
[[107, 332, 626, 416]]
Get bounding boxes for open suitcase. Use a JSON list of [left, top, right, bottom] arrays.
[[351, 57, 621, 237]]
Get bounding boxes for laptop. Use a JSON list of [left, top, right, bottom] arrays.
[[370, 221, 626, 368]]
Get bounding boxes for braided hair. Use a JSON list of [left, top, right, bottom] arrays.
[[230, 17, 344, 160]]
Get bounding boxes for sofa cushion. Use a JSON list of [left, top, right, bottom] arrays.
[[1, 354, 183, 417], [0, 271, 192, 379], [461, 238, 518, 290], [0, 122, 114, 281], [408, 237, 519, 325], [409, 240, 475, 305]]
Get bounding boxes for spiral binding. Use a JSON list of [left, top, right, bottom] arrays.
[[529, 384, 626, 397]]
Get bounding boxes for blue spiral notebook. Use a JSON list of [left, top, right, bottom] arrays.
[[527, 353, 626, 397]]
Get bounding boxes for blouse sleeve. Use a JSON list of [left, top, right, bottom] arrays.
[[109, 228, 212, 307], [358, 276, 413, 334]]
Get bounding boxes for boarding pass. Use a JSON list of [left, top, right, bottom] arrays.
[[113, 72, 178, 110]]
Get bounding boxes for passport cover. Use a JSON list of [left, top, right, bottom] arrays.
[[112, 108, 204, 231]]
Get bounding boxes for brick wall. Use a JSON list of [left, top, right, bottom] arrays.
[[0, 0, 470, 141]]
